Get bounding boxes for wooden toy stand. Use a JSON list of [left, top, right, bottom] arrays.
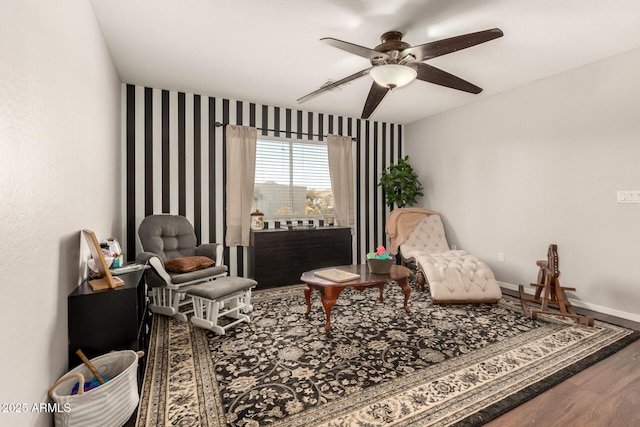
[[82, 229, 124, 291], [519, 244, 594, 326]]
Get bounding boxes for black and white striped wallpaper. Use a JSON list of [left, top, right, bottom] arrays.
[[123, 84, 403, 277]]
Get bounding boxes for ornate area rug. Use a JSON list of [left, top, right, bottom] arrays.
[[137, 280, 638, 426]]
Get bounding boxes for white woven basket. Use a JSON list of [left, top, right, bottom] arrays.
[[48, 350, 141, 427]]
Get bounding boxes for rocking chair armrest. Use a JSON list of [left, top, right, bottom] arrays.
[[136, 251, 161, 265], [196, 243, 224, 266], [136, 251, 174, 285]]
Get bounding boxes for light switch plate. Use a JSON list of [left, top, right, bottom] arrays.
[[617, 191, 640, 203]]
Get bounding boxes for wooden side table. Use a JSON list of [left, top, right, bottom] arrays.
[[67, 268, 150, 383]]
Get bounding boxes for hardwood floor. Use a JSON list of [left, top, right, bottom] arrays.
[[485, 292, 640, 427]]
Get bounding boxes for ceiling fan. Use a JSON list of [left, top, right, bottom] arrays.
[[297, 28, 503, 119]]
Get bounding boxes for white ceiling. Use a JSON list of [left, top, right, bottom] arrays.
[[90, 0, 640, 125]]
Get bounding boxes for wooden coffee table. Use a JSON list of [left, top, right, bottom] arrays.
[[300, 264, 411, 334]]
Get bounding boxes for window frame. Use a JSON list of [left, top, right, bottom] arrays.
[[253, 135, 334, 221]]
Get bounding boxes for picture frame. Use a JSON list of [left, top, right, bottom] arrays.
[[82, 229, 124, 291]]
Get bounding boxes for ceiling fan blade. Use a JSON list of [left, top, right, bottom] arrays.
[[361, 82, 390, 119], [401, 28, 503, 61], [321, 37, 390, 61], [409, 62, 482, 94], [297, 68, 372, 104]]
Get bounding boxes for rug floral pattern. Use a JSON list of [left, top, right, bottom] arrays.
[[137, 279, 637, 427]]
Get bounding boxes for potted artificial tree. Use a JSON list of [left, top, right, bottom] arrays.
[[378, 155, 424, 208]]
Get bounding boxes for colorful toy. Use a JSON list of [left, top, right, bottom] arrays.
[[70, 349, 113, 394], [71, 375, 112, 395], [367, 245, 391, 260]]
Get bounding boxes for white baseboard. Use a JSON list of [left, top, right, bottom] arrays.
[[499, 281, 640, 324]]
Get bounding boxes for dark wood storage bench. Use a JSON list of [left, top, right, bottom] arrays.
[[249, 226, 352, 288]]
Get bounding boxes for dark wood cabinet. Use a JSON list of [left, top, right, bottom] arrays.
[[67, 269, 150, 381], [249, 227, 352, 288]]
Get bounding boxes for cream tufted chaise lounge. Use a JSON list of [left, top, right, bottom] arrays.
[[387, 209, 502, 304]]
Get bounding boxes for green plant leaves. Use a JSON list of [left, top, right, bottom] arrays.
[[377, 155, 424, 208]]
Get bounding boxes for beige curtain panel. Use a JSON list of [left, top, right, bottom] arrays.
[[327, 134, 355, 233], [225, 125, 257, 247]]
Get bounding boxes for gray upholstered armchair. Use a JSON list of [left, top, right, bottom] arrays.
[[136, 214, 228, 321]]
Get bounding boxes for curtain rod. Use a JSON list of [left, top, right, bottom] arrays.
[[214, 121, 356, 142]]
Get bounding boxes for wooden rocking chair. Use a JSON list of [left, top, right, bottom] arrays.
[[519, 244, 594, 326]]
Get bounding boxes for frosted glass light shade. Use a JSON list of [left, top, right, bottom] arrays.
[[369, 64, 417, 89]]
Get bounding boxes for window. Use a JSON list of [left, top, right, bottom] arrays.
[[254, 138, 334, 219]]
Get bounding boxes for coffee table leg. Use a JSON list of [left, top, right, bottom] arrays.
[[320, 287, 344, 334], [321, 298, 336, 334], [304, 287, 313, 317], [397, 278, 411, 314]]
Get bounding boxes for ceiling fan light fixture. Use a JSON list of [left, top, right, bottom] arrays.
[[369, 64, 417, 89]]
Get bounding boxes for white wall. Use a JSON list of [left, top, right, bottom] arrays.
[[406, 48, 640, 320], [0, 1, 121, 425]]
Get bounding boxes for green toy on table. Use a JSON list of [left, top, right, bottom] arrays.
[[367, 245, 391, 260]]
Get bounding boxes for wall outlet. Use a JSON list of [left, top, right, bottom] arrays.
[[497, 252, 505, 262]]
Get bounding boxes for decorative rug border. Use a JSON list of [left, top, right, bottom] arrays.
[[454, 327, 639, 426], [136, 285, 639, 427]]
